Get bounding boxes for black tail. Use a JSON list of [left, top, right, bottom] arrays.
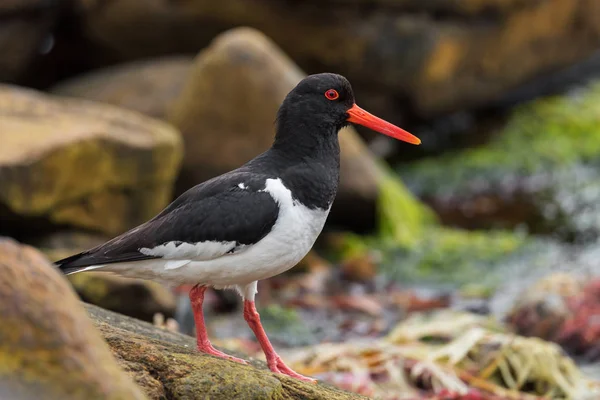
[[54, 252, 91, 275], [54, 249, 156, 275]]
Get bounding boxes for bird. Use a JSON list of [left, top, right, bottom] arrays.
[[55, 73, 420, 383]]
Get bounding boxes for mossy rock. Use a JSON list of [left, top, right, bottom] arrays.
[[0, 84, 183, 238], [68, 272, 176, 322], [399, 81, 600, 242], [86, 304, 367, 400]]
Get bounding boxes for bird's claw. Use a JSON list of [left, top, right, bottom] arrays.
[[268, 356, 316, 383], [198, 345, 248, 364]]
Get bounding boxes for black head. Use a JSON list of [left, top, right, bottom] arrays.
[[275, 73, 420, 147], [278, 73, 355, 130]]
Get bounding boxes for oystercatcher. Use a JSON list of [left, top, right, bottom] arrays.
[[55, 73, 420, 382]]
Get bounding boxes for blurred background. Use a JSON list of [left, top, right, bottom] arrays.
[[2, 0, 600, 398]]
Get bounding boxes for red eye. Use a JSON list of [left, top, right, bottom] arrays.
[[325, 89, 339, 100]]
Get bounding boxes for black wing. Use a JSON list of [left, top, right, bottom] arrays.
[[55, 171, 279, 274]]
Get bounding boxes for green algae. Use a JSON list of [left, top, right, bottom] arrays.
[[401, 81, 600, 196], [337, 227, 529, 285], [392, 80, 600, 242], [337, 165, 529, 285], [377, 170, 438, 247]]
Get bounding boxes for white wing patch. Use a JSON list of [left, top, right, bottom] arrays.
[[238, 183, 247, 189], [139, 240, 238, 261]]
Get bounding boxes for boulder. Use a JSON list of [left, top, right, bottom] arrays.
[[168, 27, 399, 230], [51, 57, 193, 119], [71, 0, 600, 117], [0, 84, 182, 238], [0, 1, 61, 82], [399, 80, 600, 242], [68, 272, 176, 322], [32, 230, 109, 261], [86, 303, 367, 400], [0, 237, 146, 400]]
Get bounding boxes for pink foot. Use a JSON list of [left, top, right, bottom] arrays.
[[243, 299, 316, 383], [198, 343, 248, 364], [267, 355, 316, 383], [189, 285, 248, 365]]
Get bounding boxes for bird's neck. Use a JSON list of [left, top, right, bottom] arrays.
[[271, 117, 341, 164]]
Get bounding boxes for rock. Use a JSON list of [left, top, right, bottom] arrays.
[[86, 303, 367, 400], [0, 1, 60, 82], [68, 272, 176, 322], [507, 273, 600, 361], [32, 230, 109, 261], [50, 57, 193, 120], [72, 0, 600, 117], [0, 84, 182, 238], [27, 231, 178, 325], [168, 27, 404, 231], [399, 80, 600, 242], [506, 273, 580, 340], [0, 237, 146, 400]]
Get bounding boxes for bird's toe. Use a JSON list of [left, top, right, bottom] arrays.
[[269, 356, 316, 383]]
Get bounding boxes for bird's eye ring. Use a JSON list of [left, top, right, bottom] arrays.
[[325, 89, 339, 100]]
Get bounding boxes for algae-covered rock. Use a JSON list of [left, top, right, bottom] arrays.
[[68, 272, 176, 322], [0, 84, 183, 238], [50, 57, 193, 120], [400, 81, 600, 242], [169, 27, 420, 231], [0, 237, 147, 400], [86, 303, 367, 400]]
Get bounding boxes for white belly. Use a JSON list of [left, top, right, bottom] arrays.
[[102, 178, 331, 287]]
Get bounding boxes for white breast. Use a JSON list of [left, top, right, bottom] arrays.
[[103, 178, 330, 287]]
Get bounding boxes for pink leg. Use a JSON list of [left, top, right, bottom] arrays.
[[189, 285, 247, 364], [243, 300, 316, 383]]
